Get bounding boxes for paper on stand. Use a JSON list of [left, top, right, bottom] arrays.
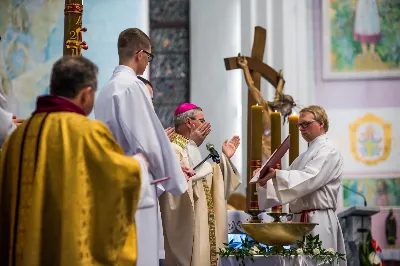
[[249, 135, 290, 184]]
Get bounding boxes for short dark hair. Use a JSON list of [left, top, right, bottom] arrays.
[[50, 56, 98, 98], [118, 28, 151, 62], [137, 76, 153, 88]]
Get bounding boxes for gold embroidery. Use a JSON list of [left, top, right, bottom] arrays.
[[172, 133, 189, 149], [202, 178, 218, 266]]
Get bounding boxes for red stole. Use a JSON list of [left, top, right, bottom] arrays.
[[33, 95, 85, 116]]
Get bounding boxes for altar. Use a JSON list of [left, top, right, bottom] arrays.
[[224, 210, 344, 266], [220, 255, 318, 266]]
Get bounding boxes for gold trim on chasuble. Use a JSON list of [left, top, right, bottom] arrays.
[[201, 179, 218, 266], [172, 133, 189, 149], [172, 133, 218, 265], [12, 113, 48, 266]]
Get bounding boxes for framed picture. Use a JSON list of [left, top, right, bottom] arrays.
[[322, 0, 400, 80]]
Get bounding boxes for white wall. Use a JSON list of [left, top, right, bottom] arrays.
[[190, 0, 243, 192]]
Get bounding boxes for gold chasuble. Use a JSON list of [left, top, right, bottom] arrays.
[[0, 96, 143, 266], [159, 135, 241, 266]]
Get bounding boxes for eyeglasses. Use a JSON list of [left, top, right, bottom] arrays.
[[297, 120, 316, 129], [136, 49, 154, 62]]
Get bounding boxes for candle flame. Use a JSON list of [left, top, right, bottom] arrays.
[[292, 111, 297, 116]]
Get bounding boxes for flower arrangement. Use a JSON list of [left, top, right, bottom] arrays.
[[218, 234, 346, 266], [359, 231, 383, 266]]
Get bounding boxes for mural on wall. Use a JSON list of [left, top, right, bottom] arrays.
[[327, 108, 400, 178], [0, 0, 148, 118], [0, 0, 64, 117], [322, 0, 400, 79], [343, 177, 400, 207]]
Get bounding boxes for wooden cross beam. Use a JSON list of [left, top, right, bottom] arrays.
[[224, 26, 285, 211]]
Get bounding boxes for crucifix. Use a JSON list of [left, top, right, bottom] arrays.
[[63, 0, 88, 56], [224, 26, 287, 212]]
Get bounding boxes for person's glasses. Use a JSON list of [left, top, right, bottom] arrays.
[[136, 49, 154, 62], [297, 120, 316, 129]]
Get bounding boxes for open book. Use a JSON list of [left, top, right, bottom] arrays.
[[249, 135, 291, 184]]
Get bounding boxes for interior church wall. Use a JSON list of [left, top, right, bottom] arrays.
[[190, 0, 244, 193], [312, 0, 400, 248]]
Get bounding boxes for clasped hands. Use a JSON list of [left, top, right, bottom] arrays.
[[253, 167, 276, 187], [165, 122, 211, 147]]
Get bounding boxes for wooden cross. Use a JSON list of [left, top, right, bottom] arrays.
[[224, 26, 285, 210]]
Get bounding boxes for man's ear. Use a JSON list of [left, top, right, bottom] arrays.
[[319, 120, 324, 129], [79, 86, 92, 103], [185, 117, 191, 128]]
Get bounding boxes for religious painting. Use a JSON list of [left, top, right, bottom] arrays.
[[349, 113, 391, 166], [322, 0, 400, 80], [326, 108, 400, 178], [343, 178, 400, 207]]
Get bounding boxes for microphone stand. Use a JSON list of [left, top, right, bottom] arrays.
[[193, 154, 220, 170], [343, 185, 367, 207], [343, 185, 368, 240], [193, 154, 212, 170]]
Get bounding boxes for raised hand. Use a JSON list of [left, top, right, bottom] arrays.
[[222, 135, 240, 159], [165, 127, 175, 142], [190, 122, 211, 147]]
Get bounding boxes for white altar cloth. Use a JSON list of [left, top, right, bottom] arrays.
[[220, 255, 318, 266]]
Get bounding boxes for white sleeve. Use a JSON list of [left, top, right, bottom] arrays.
[[257, 179, 281, 210], [133, 155, 156, 209], [0, 107, 15, 147], [156, 184, 165, 198], [273, 146, 343, 204], [113, 83, 188, 195], [219, 154, 241, 199]]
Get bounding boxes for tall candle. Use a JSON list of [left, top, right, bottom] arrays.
[[270, 111, 282, 213], [249, 105, 263, 210], [270, 111, 281, 153], [251, 105, 263, 158], [288, 113, 299, 165]]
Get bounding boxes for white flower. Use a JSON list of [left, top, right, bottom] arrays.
[[368, 252, 382, 265], [249, 245, 260, 255], [296, 248, 304, 255], [313, 248, 320, 255], [326, 248, 335, 254]]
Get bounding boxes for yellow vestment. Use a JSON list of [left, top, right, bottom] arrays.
[[0, 112, 142, 266]]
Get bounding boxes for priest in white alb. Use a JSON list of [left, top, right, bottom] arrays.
[[255, 105, 346, 265], [94, 28, 188, 266], [159, 103, 242, 266]]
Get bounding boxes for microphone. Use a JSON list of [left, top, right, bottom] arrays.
[[206, 142, 220, 164], [343, 185, 367, 207]]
